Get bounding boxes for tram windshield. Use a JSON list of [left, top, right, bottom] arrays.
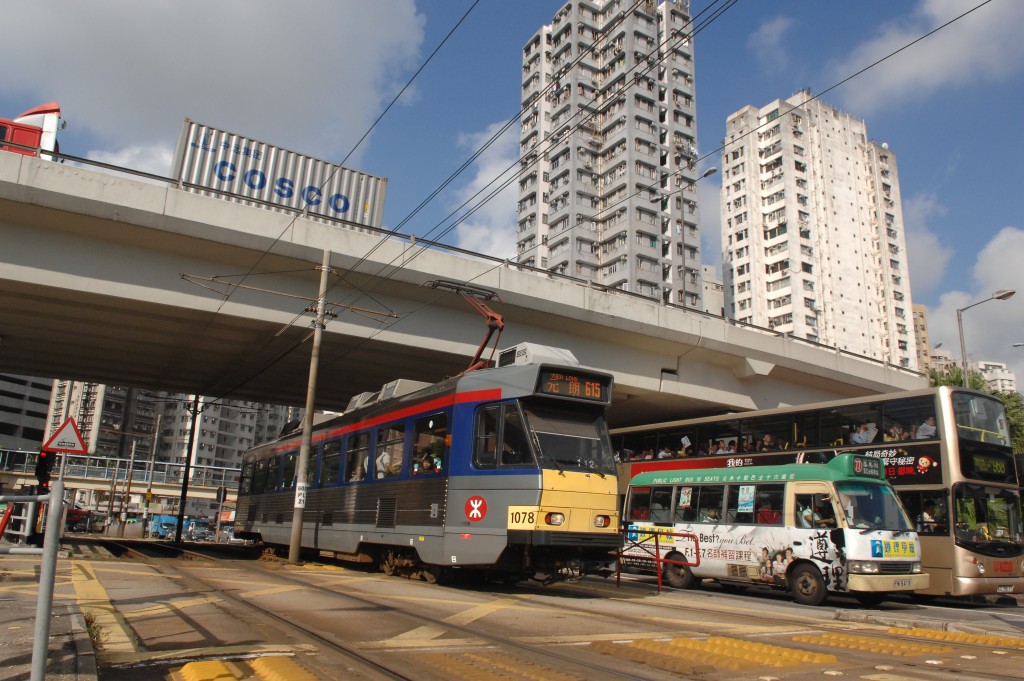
[[953, 483, 1023, 552], [952, 392, 1011, 446], [522, 404, 616, 474], [834, 481, 914, 532]]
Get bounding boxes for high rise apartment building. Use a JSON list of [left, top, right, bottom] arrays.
[[45, 380, 292, 468], [516, 0, 708, 307], [721, 93, 916, 368], [912, 304, 932, 370], [0, 374, 52, 451]]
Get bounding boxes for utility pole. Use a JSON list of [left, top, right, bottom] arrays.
[[117, 440, 137, 538], [175, 395, 201, 542], [143, 413, 160, 536], [288, 249, 331, 564]]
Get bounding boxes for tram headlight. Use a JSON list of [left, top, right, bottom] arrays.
[[848, 560, 880, 574], [594, 515, 611, 528], [544, 512, 565, 526]]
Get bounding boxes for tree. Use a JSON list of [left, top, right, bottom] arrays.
[[929, 368, 1024, 452]]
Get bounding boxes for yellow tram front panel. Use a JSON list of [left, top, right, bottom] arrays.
[[507, 470, 619, 534]]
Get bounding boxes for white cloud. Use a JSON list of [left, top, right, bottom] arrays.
[[87, 145, 173, 178], [902, 193, 952, 297], [0, 1, 425, 167], [924, 226, 1024, 385], [448, 122, 519, 259], [747, 16, 795, 74], [830, 0, 1024, 116]]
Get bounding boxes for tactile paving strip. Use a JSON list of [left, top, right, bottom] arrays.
[[592, 635, 837, 674], [791, 632, 954, 656], [170, 655, 320, 681], [412, 651, 586, 681], [887, 627, 1024, 649]]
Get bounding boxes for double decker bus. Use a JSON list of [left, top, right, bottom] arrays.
[[612, 387, 1022, 597]]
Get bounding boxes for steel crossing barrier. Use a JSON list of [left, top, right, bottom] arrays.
[[617, 526, 701, 593], [0, 480, 66, 681]]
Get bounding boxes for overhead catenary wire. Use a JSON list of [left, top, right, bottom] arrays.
[[202, 0, 991, 408]]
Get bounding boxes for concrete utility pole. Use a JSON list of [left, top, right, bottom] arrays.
[[175, 395, 201, 542], [289, 249, 331, 564]]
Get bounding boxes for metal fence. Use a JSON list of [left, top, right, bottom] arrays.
[[1, 450, 240, 489]]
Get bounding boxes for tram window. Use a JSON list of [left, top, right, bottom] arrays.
[[474, 405, 500, 469], [306, 447, 318, 486], [321, 440, 342, 486], [266, 456, 280, 492], [754, 484, 785, 525], [413, 413, 447, 475], [375, 425, 405, 479], [282, 450, 298, 489], [252, 459, 267, 494], [501, 407, 533, 467], [345, 433, 369, 482], [240, 461, 253, 494]]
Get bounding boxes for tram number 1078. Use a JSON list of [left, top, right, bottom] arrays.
[[509, 510, 537, 525]]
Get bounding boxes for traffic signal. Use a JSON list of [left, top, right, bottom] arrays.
[[35, 451, 53, 494]]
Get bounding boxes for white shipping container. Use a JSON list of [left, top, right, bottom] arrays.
[[170, 118, 387, 230]]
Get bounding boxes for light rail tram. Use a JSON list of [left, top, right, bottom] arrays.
[[234, 343, 620, 583]]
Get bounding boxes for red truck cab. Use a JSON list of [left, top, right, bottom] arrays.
[[0, 101, 62, 159]]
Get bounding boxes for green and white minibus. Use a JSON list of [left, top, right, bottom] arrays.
[[622, 453, 928, 606]]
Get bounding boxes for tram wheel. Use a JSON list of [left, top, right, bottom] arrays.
[[664, 552, 698, 589], [790, 564, 827, 606]]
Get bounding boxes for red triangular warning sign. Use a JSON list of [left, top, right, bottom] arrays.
[[42, 417, 87, 454]]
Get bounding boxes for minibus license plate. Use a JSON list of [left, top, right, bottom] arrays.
[[997, 585, 1013, 593], [892, 579, 912, 588]]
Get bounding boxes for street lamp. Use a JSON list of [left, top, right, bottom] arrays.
[[1013, 342, 1024, 348], [956, 289, 1015, 386]]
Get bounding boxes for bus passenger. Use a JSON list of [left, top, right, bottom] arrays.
[[915, 416, 937, 439], [700, 507, 720, 523]]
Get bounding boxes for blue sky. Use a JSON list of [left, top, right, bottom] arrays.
[[2, 0, 1022, 383]]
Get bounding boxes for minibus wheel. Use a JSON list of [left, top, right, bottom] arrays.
[[790, 563, 827, 606], [664, 551, 698, 589]]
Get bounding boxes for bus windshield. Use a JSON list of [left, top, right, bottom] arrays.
[[523, 404, 616, 474], [953, 483, 1023, 551], [952, 392, 1010, 447], [835, 481, 914, 531]]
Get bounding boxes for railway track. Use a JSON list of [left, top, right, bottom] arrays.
[[83, 540, 1024, 680]]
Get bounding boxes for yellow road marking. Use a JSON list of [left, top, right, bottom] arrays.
[[121, 595, 224, 620], [239, 584, 307, 598], [71, 561, 137, 655]]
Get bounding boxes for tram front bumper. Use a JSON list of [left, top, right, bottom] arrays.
[[507, 529, 622, 549]]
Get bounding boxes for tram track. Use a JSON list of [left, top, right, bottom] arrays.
[[83, 541, 1024, 680], [93, 541, 665, 680]]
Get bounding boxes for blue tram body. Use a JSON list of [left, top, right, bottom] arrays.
[[234, 344, 621, 582]]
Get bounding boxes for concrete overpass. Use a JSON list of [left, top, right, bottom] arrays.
[[0, 152, 926, 428]]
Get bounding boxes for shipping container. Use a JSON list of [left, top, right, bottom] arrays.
[[170, 118, 387, 230]]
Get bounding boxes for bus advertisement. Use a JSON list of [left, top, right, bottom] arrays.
[[622, 453, 927, 606]]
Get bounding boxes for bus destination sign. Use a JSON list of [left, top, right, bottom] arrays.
[[537, 369, 611, 404]]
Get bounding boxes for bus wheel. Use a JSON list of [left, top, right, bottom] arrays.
[[664, 552, 698, 589], [790, 564, 827, 606], [854, 592, 886, 607]]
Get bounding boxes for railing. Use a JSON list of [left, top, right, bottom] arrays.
[[0, 450, 240, 490], [617, 526, 700, 593], [0, 482, 66, 681]]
